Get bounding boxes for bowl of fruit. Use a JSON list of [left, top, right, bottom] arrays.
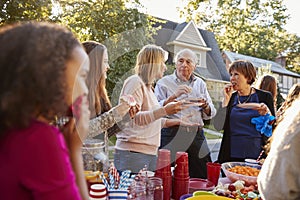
[[221, 162, 261, 186], [212, 180, 261, 199]]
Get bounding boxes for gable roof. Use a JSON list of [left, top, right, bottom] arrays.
[[174, 21, 207, 47], [153, 18, 230, 81], [223, 51, 300, 78]]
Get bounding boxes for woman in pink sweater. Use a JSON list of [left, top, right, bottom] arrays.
[[0, 22, 90, 199], [114, 44, 198, 173]]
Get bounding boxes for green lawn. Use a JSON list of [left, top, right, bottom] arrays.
[[107, 130, 222, 160], [108, 130, 222, 145], [204, 132, 222, 139]]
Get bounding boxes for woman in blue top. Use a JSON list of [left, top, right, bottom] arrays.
[[214, 60, 275, 163]]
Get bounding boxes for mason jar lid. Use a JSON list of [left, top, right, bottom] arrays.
[[83, 139, 104, 148]]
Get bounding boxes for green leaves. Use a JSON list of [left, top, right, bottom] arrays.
[[56, 0, 157, 96], [180, 0, 300, 73], [1, 0, 159, 96], [0, 0, 53, 24]]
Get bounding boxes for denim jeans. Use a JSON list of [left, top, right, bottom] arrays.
[[160, 126, 211, 178], [114, 149, 157, 173]]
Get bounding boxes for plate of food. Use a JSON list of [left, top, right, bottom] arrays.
[[182, 98, 205, 107], [183, 101, 205, 107], [237, 103, 261, 109], [212, 179, 261, 199]]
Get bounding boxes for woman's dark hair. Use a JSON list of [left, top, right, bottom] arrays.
[[258, 74, 277, 106], [276, 83, 300, 125], [0, 21, 80, 135], [229, 60, 256, 85]]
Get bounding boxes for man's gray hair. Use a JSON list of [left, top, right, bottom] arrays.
[[175, 48, 197, 64]]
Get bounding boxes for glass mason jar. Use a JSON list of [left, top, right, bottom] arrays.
[[147, 177, 163, 200], [82, 139, 109, 173]]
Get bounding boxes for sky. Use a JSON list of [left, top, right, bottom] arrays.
[[139, 0, 300, 36]]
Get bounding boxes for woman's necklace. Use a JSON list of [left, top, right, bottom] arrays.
[[237, 87, 253, 104]]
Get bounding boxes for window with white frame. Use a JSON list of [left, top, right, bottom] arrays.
[[196, 53, 201, 67]]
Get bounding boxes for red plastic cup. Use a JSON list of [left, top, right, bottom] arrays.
[[156, 149, 171, 173], [161, 175, 172, 200], [206, 162, 221, 186], [174, 161, 189, 178], [172, 177, 189, 200], [155, 170, 171, 178], [158, 149, 170, 160], [175, 152, 188, 164], [89, 184, 107, 199], [156, 160, 171, 171]]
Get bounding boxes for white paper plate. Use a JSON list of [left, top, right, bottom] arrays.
[[237, 103, 261, 109]]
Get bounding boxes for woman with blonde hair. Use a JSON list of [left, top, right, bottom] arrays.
[[114, 44, 196, 172]]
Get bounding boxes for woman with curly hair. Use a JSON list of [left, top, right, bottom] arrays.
[[0, 22, 90, 199]]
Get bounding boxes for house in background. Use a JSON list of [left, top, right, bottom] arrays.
[[153, 19, 230, 103], [153, 18, 300, 100], [223, 51, 300, 96]]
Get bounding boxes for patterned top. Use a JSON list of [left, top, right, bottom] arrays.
[[88, 108, 121, 138]]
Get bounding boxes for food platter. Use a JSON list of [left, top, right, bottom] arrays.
[[221, 162, 261, 186], [183, 101, 205, 107], [182, 98, 205, 107]]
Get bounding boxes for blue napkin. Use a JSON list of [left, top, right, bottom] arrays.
[[251, 114, 276, 137]]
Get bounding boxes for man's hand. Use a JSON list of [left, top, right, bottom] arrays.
[[163, 85, 192, 106], [174, 85, 192, 98]]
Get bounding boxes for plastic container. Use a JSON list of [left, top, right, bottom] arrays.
[[108, 189, 128, 199], [188, 178, 215, 193], [82, 139, 109, 172], [221, 162, 261, 186], [179, 193, 192, 200], [89, 184, 107, 200]]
